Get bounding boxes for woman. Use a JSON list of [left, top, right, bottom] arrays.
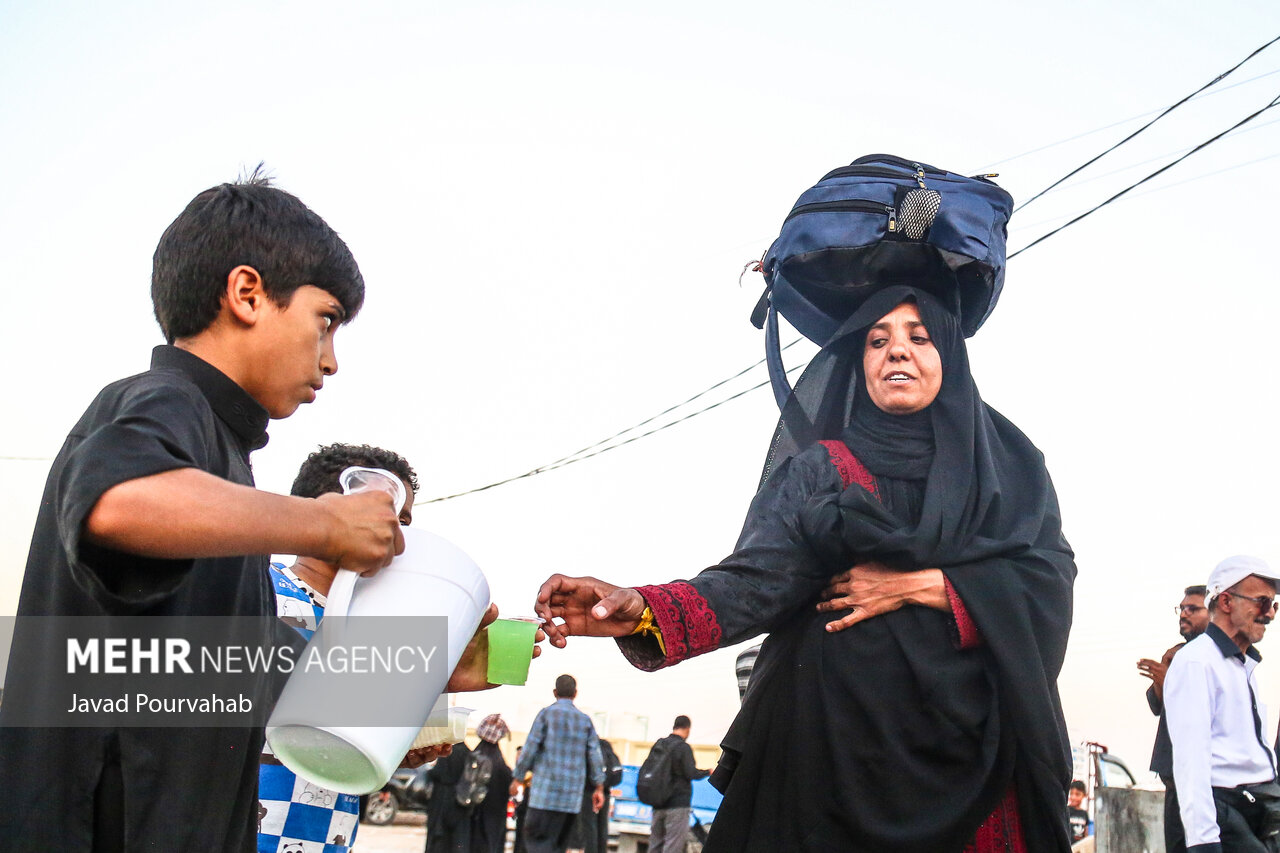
[[470, 714, 515, 853], [425, 744, 473, 853], [536, 284, 1076, 852]]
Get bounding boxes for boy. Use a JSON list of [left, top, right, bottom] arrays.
[[259, 443, 414, 853], [260, 442, 529, 853], [1068, 779, 1090, 842], [0, 175, 404, 852]]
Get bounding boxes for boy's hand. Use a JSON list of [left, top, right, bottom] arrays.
[[316, 491, 404, 575], [401, 743, 452, 768], [445, 603, 547, 692]]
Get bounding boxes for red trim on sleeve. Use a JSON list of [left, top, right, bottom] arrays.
[[945, 577, 983, 649], [634, 582, 723, 666], [818, 440, 881, 501]]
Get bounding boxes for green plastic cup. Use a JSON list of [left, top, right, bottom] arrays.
[[486, 617, 540, 685]]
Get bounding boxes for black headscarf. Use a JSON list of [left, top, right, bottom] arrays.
[[710, 286, 1075, 852]]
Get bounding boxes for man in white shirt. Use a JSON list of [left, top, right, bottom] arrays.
[[1165, 555, 1280, 853]]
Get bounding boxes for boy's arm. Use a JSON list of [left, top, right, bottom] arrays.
[[84, 467, 403, 573]]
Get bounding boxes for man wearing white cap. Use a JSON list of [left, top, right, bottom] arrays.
[[1165, 555, 1280, 853]]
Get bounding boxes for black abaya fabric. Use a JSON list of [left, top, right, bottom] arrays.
[[470, 740, 513, 853], [683, 287, 1075, 852]]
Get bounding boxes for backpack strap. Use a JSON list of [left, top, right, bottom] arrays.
[[817, 440, 881, 503]]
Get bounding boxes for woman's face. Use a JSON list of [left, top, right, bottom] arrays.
[[863, 302, 942, 415]]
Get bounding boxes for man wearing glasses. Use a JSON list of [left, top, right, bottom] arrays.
[[1165, 555, 1280, 853], [1139, 584, 1210, 851]]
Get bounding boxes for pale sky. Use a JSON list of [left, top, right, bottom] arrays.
[[3, 0, 1280, 781]]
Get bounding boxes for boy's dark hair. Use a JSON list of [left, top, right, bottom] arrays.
[[152, 168, 365, 343], [1069, 780, 1087, 793], [554, 674, 577, 698], [1185, 584, 1208, 597], [290, 443, 419, 499], [673, 715, 691, 730]]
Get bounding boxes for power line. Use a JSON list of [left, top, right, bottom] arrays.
[[424, 86, 1280, 503], [504, 338, 806, 476], [1009, 89, 1280, 259], [1009, 145, 1280, 234], [979, 64, 1280, 172], [1017, 113, 1280, 204], [422, 358, 810, 503], [1015, 35, 1280, 212]]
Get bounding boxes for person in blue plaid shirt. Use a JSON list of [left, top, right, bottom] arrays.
[[512, 675, 605, 853]]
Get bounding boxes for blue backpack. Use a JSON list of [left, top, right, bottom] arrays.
[[750, 154, 1014, 407]]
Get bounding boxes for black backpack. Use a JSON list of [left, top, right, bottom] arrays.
[[600, 738, 624, 789], [455, 751, 493, 809], [635, 738, 676, 807]]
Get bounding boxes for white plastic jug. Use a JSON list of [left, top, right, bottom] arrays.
[[265, 468, 491, 794]]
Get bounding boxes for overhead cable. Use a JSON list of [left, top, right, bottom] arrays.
[[425, 83, 1280, 503], [1010, 149, 1280, 234], [1015, 34, 1280, 212], [422, 359, 810, 503], [1009, 89, 1280, 259], [1022, 113, 1280, 199], [981, 62, 1280, 172]]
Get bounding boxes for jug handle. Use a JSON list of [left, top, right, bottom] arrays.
[[326, 465, 406, 620], [326, 569, 359, 619]]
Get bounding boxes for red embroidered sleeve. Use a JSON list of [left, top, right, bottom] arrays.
[[615, 582, 723, 672], [945, 576, 983, 649]]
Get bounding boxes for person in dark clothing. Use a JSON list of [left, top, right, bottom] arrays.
[[513, 746, 531, 853], [648, 716, 710, 853], [0, 173, 405, 852], [471, 714, 515, 853], [1137, 584, 1210, 853], [536, 286, 1077, 852], [427, 744, 476, 853], [574, 736, 621, 853]]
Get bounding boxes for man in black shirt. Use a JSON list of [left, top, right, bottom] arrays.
[[0, 174, 405, 852], [647, 715, 710, 853], [1137, 583, 1210, 853]]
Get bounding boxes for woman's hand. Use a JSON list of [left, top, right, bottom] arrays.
[[816, 561, 948, 632], [534, 574, 647, 648]]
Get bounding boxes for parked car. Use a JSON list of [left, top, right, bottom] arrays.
[[362, 765, 433, 826], [609, 765, 722, 853]]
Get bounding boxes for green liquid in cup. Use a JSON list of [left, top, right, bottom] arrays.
[[487, 618, 539, 685]]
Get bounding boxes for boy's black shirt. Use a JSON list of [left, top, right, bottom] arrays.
[[0, 345, 276, 851]]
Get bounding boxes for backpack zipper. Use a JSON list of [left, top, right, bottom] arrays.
[[784, 199, 897, 233], [821, 165, 915, 182]]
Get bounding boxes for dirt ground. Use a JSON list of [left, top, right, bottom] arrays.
[[355, 813, 427, 853], [356, 814, 519, 853]]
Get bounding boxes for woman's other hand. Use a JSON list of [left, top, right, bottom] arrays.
[[534, 574, 647, 647], [817, 561, 948, 632]]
